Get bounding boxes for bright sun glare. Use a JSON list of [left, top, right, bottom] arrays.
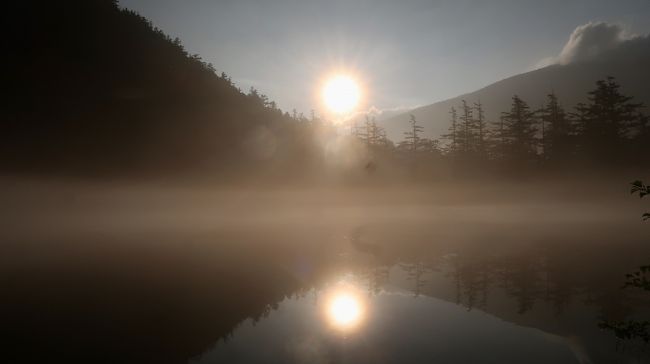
[[323, 75, 360, 114], [327, 293, 363, 329]]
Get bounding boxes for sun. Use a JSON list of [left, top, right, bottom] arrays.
[[322, 75, 361, 114]]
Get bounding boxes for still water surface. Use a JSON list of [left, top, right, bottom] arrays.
[[2, 199, 649, 363]]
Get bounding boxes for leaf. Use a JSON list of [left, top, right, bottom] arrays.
[[630, 180, 650, 198]]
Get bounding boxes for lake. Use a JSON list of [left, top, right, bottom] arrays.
[[1, 185, 649, 363]]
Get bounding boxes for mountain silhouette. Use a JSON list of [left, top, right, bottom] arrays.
[[379, 35, 650, 141]]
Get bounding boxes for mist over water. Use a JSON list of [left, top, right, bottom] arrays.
[[4, 1, 650, 363], [2, 178, 649, 363], [1, 177, 643, 242]]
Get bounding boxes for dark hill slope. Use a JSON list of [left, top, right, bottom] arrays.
[[4, 0, 316, 178]]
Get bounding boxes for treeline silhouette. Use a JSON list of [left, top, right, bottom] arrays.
[[351, 77, 649, 178], [5, 0, 328, 179], [447, 77, 648, 171], [5, 1, 647, 181], [345, 232, 650, 359]]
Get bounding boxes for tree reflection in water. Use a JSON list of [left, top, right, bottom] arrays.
[[3, 224, 649, 364]]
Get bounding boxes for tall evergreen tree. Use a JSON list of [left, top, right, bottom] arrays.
[[488, 115, 507, 161], [574, 77, 643, 163], [364, 116, 374, 147], [361, 115, 385, 147], [501, 95, 538, 165], [404, 114, 424, 152], [569, 102, 589, 151], [458, 100, 473, 155], [442, 107, 458, 155], [474, 101, 487, 155], [539, 92, 572, 163]]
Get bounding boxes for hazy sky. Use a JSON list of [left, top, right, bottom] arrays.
[[119, 0, 650, 117]]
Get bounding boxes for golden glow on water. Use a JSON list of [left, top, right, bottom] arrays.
[[329, 293, 361, 327], [322, 283, 367, 332]]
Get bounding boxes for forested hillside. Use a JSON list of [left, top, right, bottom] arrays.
[[4, 0, 323, 179]]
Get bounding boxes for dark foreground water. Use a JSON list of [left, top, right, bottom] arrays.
[[1, 192, 649, 364]]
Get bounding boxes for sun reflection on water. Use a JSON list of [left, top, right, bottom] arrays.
[[322, 283, 367, 332]]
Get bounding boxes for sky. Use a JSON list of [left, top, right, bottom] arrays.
[[119, 0, 650, 118]]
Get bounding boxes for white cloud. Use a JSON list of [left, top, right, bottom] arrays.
[[558, 22, 634, 64], [356, 105, 418, 120], [531, 56, 558, 70], [535, 21, 639, 69], [339, 105, 417, 127]]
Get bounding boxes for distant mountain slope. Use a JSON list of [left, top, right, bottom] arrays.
[[379, 36, 650, 142]]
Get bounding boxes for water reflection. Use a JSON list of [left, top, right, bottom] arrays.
[[197, 225, 649, 364], [324, 287, 366, 331], [2, 221, 649, 363]]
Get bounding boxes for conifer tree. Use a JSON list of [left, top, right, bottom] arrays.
[[404, 114, 424, 152], [501, 95, 538, 164], [360, 115, 384, 147], [458, 100, 473, 155], [367, 117, 385, 146], [574, 77, 643, 162], [487, 115, 507, 161], [442, 107, 458, 155], [474, 101, 487, 155], [539, 92, 571, 163]]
